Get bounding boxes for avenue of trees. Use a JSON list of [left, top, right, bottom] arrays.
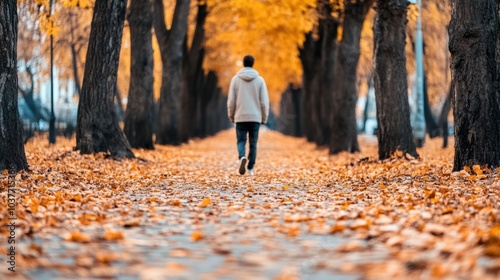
[[1, 0, 499, 172]]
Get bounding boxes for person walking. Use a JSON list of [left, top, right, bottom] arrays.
[[227, 55, 269, 175]]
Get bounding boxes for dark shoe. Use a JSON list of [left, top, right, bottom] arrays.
[[239, 157, 247, 175]]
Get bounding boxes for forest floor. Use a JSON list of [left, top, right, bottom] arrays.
[[1, 128, 500, 279]]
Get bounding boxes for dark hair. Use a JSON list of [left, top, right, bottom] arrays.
[[243, 55, 254, 67]]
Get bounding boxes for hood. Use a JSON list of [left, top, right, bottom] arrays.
[[237, 67, 259, 81]]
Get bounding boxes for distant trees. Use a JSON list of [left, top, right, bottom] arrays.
[[373, 0, 418, 159], [299, 0, 339, 146], [295, 0, 375, 153], [76, 0, 134, 158], [179, 1, 207, 142], [0, 0, 29, 172], [124, 0, 155, 149], [330, 0, 374, 154], [154, 0, 191, 145], [449, 0, 500, 170]]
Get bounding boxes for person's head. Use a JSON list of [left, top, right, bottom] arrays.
[[243, 55, 255, 67]]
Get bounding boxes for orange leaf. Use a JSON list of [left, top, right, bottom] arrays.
[[330, 224, 346, 234], [104, 230, 124, 241], [65, 230, 91, 243], [191, 231, 204, 242], [200, 198, 211, 208]]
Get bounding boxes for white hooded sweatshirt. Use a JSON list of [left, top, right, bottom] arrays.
[[227, 67, 270, 124]]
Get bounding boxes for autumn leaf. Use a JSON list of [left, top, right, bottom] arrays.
[[191, 231, 204, 242], [331, 224, 346, 234], [65, 230, 91, 243], [200, 198, 211, 207], [103, 230, 124, 241]]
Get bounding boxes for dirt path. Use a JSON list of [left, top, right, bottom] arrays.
[[1, 129, 499, 279]]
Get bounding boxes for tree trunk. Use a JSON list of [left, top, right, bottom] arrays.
[[299, 33, 316, 142], [18, 66, 48, 122], [0, 0, 29, 172], [362, 78, 373, 133], [423, 75, 439, 138], [115, 87, 124, 120], [330, 0, 373, 154], [69, 10, 82, 95], [200, 70, 217, 137], [318, 2, 336, 147], [449, 0, 500, 171], [291, 87, 302, 137], [299, 0, 339, 147], [373, 0, 418, 160], [70, 44, 81, 95], [438, 84, 452, 148], [154, 0, 191, 145], [124, 0, 155, 149], [76, 0, 134, 158], [180, 1, 206, 142]]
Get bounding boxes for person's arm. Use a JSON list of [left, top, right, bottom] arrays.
[[227, 77, 236, 123], [260, 78, 270, 124]]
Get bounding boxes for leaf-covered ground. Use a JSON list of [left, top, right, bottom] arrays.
[[1, 129, 499, 279]]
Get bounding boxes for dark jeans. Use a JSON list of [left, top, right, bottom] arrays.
[[236, 122, 260, 170]]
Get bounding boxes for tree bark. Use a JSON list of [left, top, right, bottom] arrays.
[[330, 0, 373, 154], [449, 0, 500, 171], [70, 44, 81, 96], [299, 0, 339, 147], [317, 2, 336, 147], [373, 0, 418, 160], [69, 10, 82, 96], [438, 84, 452, 148], [18, 66, 48, 122], [423, 75, 439, 138], [180, 1, 206, 142], [299, 32, 316, 142], [76, 0, 134, 158], [154, 0, 191, 145], [0, 0, 29, 172], [200, 70, 218, 137], [114, 87, 124, 120], [124, 0, 155, 149]]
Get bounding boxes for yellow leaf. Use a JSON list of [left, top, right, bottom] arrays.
[[442, 207, 454, 215], [484, 240, 500, 257], [104, 230, 124, 241], [123, 220, 140, 227], [191, 231, 204, 242], [490, 225, 500, 237], [472, 165, 483, 175], [287, 227, 300, 237], [30, 198, 39, 214], [95, 252, 118, 264], [395, 150, 403, 157], [169, 199, 182, 207], [282, 185, 291, 191], [65, 230, 91, 243], [330, 224, 346, 234], [426, 189, 436, 199], [200, 198, 211, 207]]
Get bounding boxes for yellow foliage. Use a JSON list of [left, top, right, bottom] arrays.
[[204, 0, 316, 104], [61, 0, 93, 9]]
